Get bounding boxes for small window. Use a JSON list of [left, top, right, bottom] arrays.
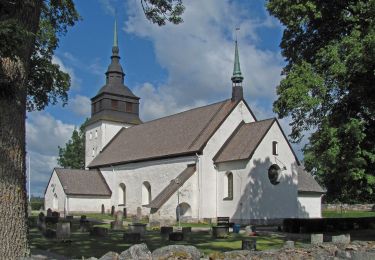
[[111, 100, 118, 109], [89, 132, 92, 140], [126, 102, 133, 113], [224, 172, 233, 200], [268, 164, 281, 185], [92, 148, 95, 156], [95, 130, 98, 138], [272, 141, 278, 155]]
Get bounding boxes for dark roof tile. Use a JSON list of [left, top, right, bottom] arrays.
[[55, 168, 111, 196]]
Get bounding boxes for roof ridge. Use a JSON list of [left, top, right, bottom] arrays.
[[138, 99, 230, 127], [187, 101, 228, 150]]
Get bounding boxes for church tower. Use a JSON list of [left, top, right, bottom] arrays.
[[85, 20, 142, 167], [231, 38, 244, 102]]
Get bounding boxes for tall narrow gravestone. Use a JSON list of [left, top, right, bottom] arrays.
[[111, 211, 124, 230], [56, 222, 71, 241], [101, 204, 105, 215], [136, 207, 142, 222]]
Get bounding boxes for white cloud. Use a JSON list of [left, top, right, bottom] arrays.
[[68, 95, 91, 117], [26, 111, 76, 196], [98, 0, 116, 16], [125, 0, 283, 111], [52, 56, 81, 90]]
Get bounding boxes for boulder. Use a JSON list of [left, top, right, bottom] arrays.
[[152, 245, 201, 260], [99, 251, 119, 260], [119, 243, 151, 260]]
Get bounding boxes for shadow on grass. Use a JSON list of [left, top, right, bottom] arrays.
[[29, 226, 285, 258]]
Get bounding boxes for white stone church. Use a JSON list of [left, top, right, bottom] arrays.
[[45, 24, 324, 223]]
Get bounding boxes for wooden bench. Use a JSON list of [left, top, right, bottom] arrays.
[[217, 217, 230, 227]]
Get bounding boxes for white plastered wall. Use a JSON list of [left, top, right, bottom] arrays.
[[216, 121, 300, 222], [298, 193, 323, 218], [66, 196, 112, 213], [44, 170, 66, 212], [199, 101, 255, 219], [85, 120, 132, 167], [99, 156, 197, 220]]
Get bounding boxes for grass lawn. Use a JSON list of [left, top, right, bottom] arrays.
[[323, 210, 375, 218], [29, 224, 284, 258]]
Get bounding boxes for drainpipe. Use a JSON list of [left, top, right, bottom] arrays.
[[195, 153, 200, 221]]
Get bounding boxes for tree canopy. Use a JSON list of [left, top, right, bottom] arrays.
[[267, 0, 375, 202], [141, 0, 185, 26], [57, 120, 86, 169]]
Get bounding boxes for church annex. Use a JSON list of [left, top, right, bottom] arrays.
[[45, 22, 324, 223]]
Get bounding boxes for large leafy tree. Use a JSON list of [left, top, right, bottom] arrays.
[[58, 121, 86, 169], [267, 0, 375, 202], [0, 0, 79, 257]]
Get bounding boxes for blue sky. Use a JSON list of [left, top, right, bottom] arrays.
[[26, 0, 305, 197]]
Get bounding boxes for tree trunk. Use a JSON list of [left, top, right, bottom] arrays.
[[0, 0, 41, 258]]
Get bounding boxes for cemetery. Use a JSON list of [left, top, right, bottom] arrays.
[[28, 208, 375, 259]]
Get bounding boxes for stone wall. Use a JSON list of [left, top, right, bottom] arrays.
[[323, 204, 375, 211]]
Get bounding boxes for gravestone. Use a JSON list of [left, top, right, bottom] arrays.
[[212, 226, 229, 238], [160, 226, 173, 235], [110, 211, 124, 230], [128, 223, 147, 235], [37, 212, 45, 229], [136, 207, 142, 221], [101, 204, 105, 215], [56, 222, 71, 241], [123, 207, 127, 218], [169, 232, 184, 241], [51, 211, 60, 218], [90, 226, 108, 237], [123, 232, 141, 243], [284, 240, 295, 249], [46, 208, 52, 217], [311, 234, 323, 245], [80, 215, 90, 232], [182, 227, 192, 234], [242, 239, 256, 251], [111, 206, 115, 216], [332, 234, 350, 244]]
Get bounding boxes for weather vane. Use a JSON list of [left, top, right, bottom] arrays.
[[235, 27, 240, 42]]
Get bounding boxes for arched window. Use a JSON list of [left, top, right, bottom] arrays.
[[176, 202, 192, 221], [53, 193, 58, 209], [118, 183, 126, 206], [142, 181, 151, 205], [223, 172, 233, 200]]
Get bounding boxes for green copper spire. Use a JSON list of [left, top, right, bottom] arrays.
[[231, 39, 244, 84], [113, 18, 118, 48]]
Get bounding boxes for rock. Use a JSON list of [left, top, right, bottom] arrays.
[[351, 251, 375, 260], [311, 234, 324, 245], [332, 234, 350, 244], [99, 251, 119, 260], [152, 245, 201, 260], [119, 243, 151, 260], [223, 250, 253, 259]]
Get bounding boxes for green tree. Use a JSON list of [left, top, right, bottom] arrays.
[[58, 121, 86, 169], [0, 0, 79, 257], [141, 0, 185, 26], [267, 0, 375, 202]]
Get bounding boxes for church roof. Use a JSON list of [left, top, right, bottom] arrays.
[[297, 166, 326, 193], [54, 168, 111, 196], [88, 99, 240, 168], [146, 164, 196, 209], [214, 118, 275, 163]]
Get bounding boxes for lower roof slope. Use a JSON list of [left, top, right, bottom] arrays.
[[88, 99, 238, 168], [297, 166, 325, 193], [54, 168, 111, 196], [214, 118, 275, 163]]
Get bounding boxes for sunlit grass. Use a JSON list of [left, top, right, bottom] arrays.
[[323, 210, 375, 218]]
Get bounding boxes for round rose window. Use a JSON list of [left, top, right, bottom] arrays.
[[268, 164, 281, 185]]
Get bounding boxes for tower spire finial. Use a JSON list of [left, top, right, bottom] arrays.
[[231, 28, 244, 102], [231, 28, 243, 85], [113, 17, 118, 48]]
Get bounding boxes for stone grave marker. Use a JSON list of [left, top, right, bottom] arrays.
[[111, 211, 124, 230], [46, 208, 52, 217], [56, 222, 71, 241], [242, 239, 256, 251], [311, 234, 323, 245], [111, 205, 115, 216], [332, 234, 350, 244], [284, 240, 295, 249], [136, 207, 142, 221], [101, 204, 105, 215]]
